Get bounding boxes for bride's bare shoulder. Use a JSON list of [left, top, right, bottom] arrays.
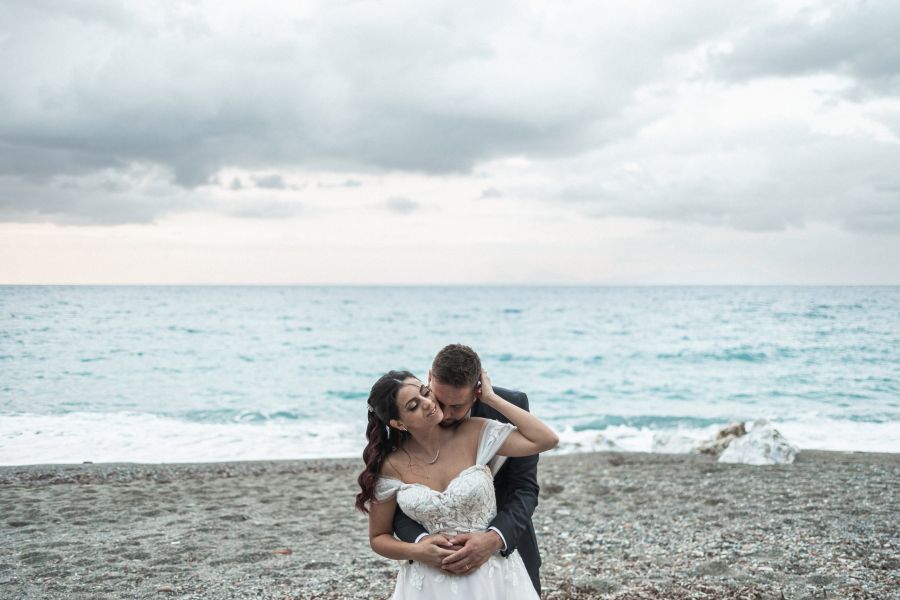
[[379, 449, 405, 479], [459, 416, 488, 438]]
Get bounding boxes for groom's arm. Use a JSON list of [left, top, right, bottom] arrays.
[[442, 390, 539, 575], [489, 453, 539, 556], [488, 390, 540, 557], [396, 505, 460, 569], [393, 506, 428, 544]]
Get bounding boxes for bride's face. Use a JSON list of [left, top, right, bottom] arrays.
[[392, 378, 444, 432]]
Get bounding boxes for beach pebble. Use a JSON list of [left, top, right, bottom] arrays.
[[573, 576, 619, 594], [3, 451, 895, 599], [718, 419, 798, 465], [541, 482, 565, 496]]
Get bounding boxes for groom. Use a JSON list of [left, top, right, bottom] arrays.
[[393, 344, 542, 595]]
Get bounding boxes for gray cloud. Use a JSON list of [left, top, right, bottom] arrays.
[[545, 131, 900, 233], [713, 1, 900, 92], [0, 0, 897, 231], [0, 1, 745, 222], [252, 174, 286, 190], [480, 187, 503, 199], [385, 196, 419, 214], [224, 200, 302, 219], [317, 179, 363, 189], [0, 169, 192, 225]]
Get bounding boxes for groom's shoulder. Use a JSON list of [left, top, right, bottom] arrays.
[[494, 386, 528, 407], [476, 386, 529, 421]]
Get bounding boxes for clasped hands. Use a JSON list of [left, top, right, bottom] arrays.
[[416, 530, 503, 575]]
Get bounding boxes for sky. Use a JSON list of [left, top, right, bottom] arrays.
[[1, 0, 899, 284]]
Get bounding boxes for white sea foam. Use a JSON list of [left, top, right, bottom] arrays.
[[773, 418, 900, 453], [1, 412, 897, 465], [0, 412, 364, 466], [554, 417, 900, 455]]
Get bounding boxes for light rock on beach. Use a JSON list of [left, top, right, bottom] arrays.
[[653, 420, 799, 466], [718, 419, 798, 465], [697, 422, 747, 456], [652, 422, 747, 456]]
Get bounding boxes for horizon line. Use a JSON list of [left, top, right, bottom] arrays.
[[2, 283, 899, 288]]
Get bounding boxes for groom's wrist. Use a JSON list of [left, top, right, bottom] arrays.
[[487, 527, 506, 552], [407, 533, 429, 564]]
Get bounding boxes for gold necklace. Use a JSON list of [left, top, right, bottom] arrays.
[[423, 443, 440, 465], [407, 439, 441, 465]]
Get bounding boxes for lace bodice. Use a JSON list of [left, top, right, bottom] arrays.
[[372, 419, 539, 599], [374, 419, 516, 535]]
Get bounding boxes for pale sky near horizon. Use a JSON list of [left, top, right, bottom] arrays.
[[1, 0, 899, 284]]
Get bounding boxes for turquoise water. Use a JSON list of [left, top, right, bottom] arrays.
[[1, 286, 898, 464]]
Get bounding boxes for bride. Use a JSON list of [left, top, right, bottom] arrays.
[[356, 368, 558, 599]]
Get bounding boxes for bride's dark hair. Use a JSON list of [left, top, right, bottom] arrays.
[[355, 370, 414, 513]]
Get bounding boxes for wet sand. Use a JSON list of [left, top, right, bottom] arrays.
[[1, 451, 897, 599]]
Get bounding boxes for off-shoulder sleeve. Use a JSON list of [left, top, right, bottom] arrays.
[[476, 419, 516, 466], [373, 476, 402, 502]]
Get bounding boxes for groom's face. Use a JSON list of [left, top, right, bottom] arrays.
[[430, 376, 476, 428]]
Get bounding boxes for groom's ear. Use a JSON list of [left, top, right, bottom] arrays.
[[427, 369, 433, 384]]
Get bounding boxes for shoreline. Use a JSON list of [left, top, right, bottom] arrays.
[[3, 446, 899, 477], [2, 450, 898, 599]]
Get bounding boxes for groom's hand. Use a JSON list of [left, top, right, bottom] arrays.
[[441, 531, 503, 575], [414, 534, 457, 569]]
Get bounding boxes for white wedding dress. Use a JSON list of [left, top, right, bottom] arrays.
[[374, 420, 539, 600]]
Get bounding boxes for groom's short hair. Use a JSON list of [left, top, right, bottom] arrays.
[[432, 344, 482, 388]]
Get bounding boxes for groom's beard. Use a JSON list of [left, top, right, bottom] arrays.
[[439, 409, 472, 429]]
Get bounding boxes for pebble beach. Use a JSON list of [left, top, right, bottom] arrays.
[[1, 450, 898, 600]]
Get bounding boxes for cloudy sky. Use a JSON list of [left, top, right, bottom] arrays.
[[1, 0, 898, 284]]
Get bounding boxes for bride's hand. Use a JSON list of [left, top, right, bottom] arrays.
[[441, 531, 502, 575], [476, 368, 497, 403], [414, 534, 458, 568]]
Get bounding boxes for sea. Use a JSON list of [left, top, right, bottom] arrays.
[[1, 285, 898, 465]]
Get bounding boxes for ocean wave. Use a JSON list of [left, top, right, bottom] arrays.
[[173, 408, 313, 423], [3, 285, 898, 463], [2, 411, 897, 466], [560, 415, 729, 430], [0, 412, 362, 465], [555, 418, 900, 455], [656, 347, 769, 363]]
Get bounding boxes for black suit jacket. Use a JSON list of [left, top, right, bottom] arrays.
[[392, 386, 542, 595]]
